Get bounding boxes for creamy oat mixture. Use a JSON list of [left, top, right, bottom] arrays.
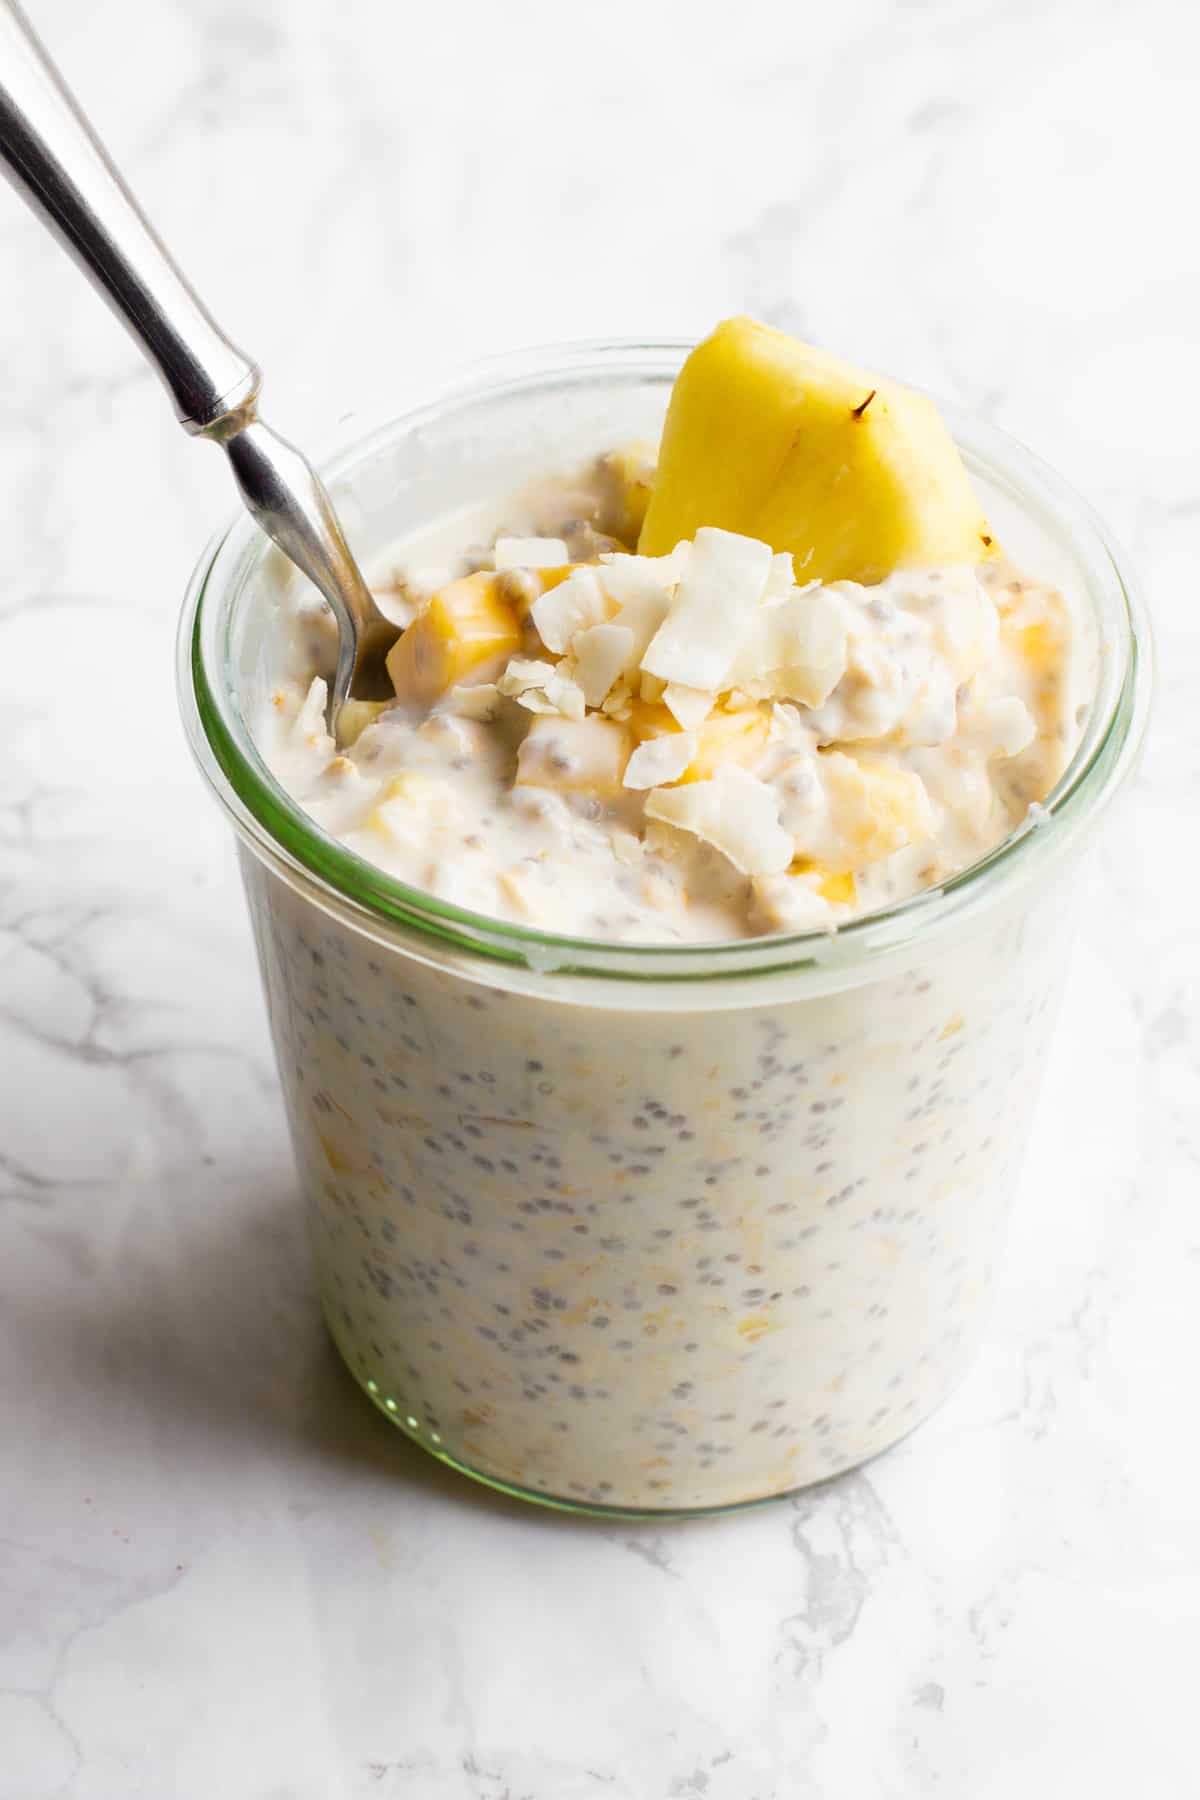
[[259, 454, 1080, 943], [249, 854, 1067, 1510]]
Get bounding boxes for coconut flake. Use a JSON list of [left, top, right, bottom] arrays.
[[623, 731, 697, 790], [663, 683, 714, 730], [599, 545, 690, 599], [544, 672, 587, 720], [599, 558, 677, 672], [498, 658, 558, 696], [530, 567, 609, 654], [440, 682, 502, 721], [293, 676, 332, 747], [763, 551, 798, 599], [524, 677, 587, 720], [493, 536, 569, 571], [572, 623, 635, 708], [729, 586, 849, 706], [600, 676, 634, 720], [497, 658, 585, 720], [641, 527, 773, 689], [768, 701, 807, 740], [644, 764, 793, 876]]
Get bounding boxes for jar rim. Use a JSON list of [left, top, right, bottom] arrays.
[[177, 337, 1152, 987]]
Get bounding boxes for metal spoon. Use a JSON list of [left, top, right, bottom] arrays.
[[0, 0, 397, 719]]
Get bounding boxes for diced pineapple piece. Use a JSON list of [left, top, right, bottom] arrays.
[[366, 771, 458, 845], [335, 699, 388, 748], [515, 714, 632, 795], [1014, 620, 1057, 669], [816, 868, 856, 905], [680, 708, 770, 782], [535, 565, 576, 592], [386, 572, 521, 704], [627, 701, 769, 781], [596, 441, 657, 546], [628, 698, 682, 742], [639, 317, 994, 584], [819, 751, 934, 864], [1004, 596, 1072, 677], [790, 860, 857, 905]]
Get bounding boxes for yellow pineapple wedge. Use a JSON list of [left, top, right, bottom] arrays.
[[639, 317, 994, 584]]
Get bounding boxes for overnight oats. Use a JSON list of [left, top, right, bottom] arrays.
[[180, 321, 1150, 1513]]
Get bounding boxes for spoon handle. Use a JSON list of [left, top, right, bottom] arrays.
[[0, 0, 389, 710], [0, 0, 258, 434]]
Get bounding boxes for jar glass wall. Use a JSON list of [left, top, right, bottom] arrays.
[[178, 343, 1150, 1515]]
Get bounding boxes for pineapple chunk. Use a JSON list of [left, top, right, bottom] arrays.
[[680, 708, 770, 782], [596, 441, 657, 546], [790, 860, 857, 905], [628, 698, 681, 742], [1012, 620, 1058, 669], [366, 771, 459, 845], [627, 700, 769, 782], [814, 867, 856, 906], [515, 714, 632, 795], [639, 317, 994, 584], [386, 572, 520, 704], [819, 751, 934, 864], [1001, 590, 1071, 676], [335, 699, 388, 748]]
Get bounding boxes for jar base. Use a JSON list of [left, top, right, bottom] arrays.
[[323, 1302, 971, 1521]]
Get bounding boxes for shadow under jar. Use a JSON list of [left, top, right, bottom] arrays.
[[179, 341, 1151, 1517]]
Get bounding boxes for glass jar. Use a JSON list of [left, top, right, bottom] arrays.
[[178, 342, 1151, 1516]]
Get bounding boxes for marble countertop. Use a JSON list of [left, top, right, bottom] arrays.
[[3, 0, 1199, 1794]]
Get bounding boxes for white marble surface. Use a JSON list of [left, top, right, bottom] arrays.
[[2, 0, 1198, 1793]]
